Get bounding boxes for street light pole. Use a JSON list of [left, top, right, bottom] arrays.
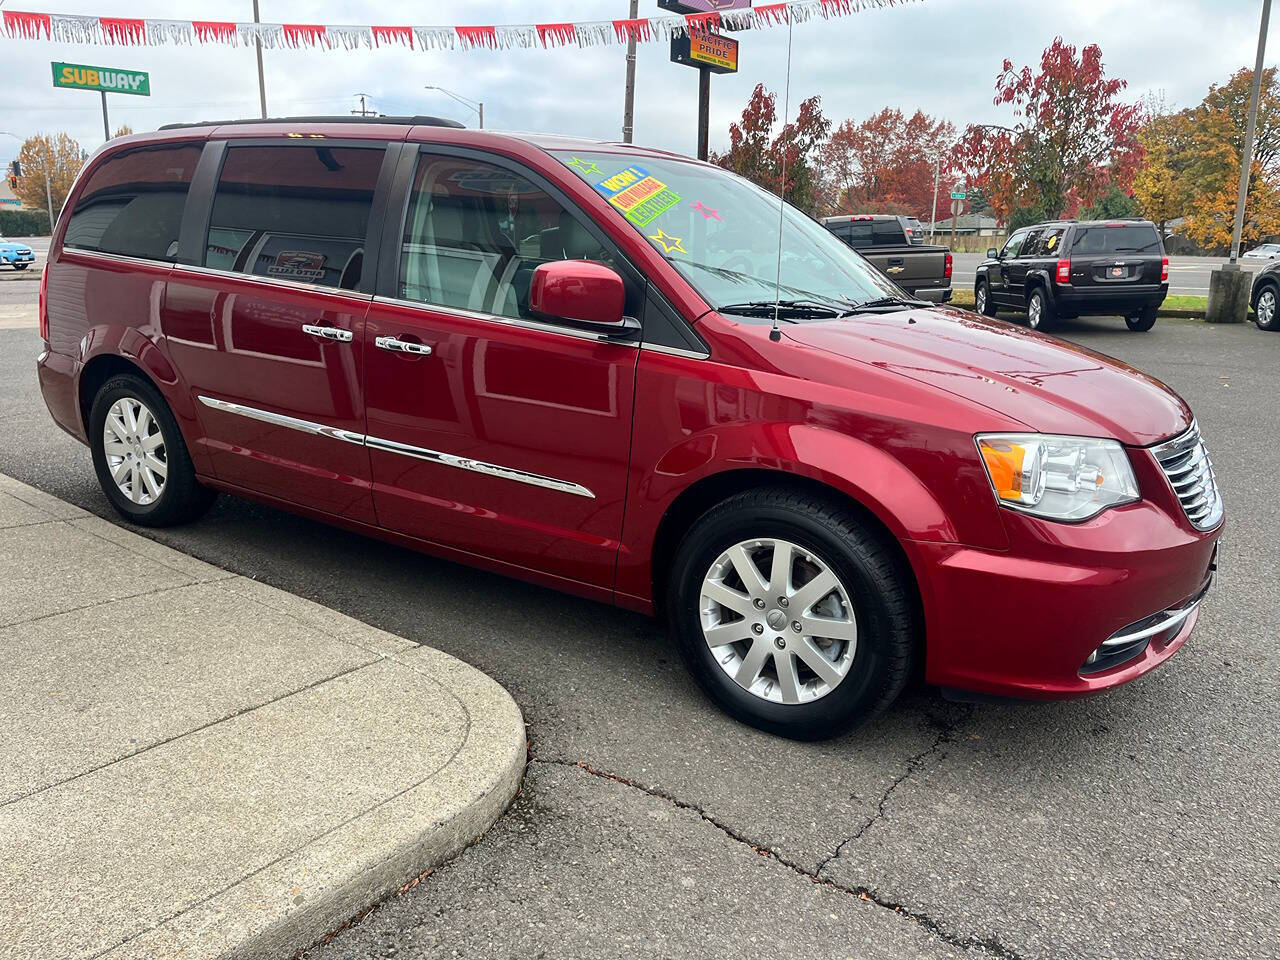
[[424, 86, 484, 129], [622, 0, 639, 143], [252, 0, 268, 119], [1229, 0, 1272, 264], [929, 155, 940, 242]]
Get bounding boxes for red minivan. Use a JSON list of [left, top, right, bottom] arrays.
[[37, 117, 1222, 739]]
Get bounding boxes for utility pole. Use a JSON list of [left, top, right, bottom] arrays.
[[1230, 0, 1272, 264], [622, 0, 638, 143], [100, 91, 110, 141], [252, 0, 268, 119], [352, 93, 375, 117], [929, 156, 940, 241]]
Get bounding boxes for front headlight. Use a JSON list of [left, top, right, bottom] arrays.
[[976, 434, 1139, 521]]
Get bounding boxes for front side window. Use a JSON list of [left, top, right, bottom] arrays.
[[65, 142, 202, 261], [204, 145, 383, 290], [399, 154, 614, 320], [554, 151, 898, 316], [1001, 232, 1027, 259]]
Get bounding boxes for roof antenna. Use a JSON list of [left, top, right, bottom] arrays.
[[769, 14, 794, 344]]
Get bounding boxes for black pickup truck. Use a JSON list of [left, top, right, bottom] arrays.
[[821, 215, 952, 302], [973, 219, 1169, 332]]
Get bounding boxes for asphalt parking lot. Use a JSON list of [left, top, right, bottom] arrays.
[[0, 288, 1276, 959]]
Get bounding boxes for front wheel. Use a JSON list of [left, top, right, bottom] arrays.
[[1125, 307, 1158, 332], [89, 373, 217, 526], [1027, 287, 1056, 332], [666, 489, 917, 740], [1254, 284, 1280, 331], [13, 262, 29, 271], [975, 280, 997, 317]]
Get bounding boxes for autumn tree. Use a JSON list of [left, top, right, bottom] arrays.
[[1133, 108, 1192, 234], [14, 133, 85, 221], [713, 83, 830, 215], [819, 108, 956, 219], [957, 38, 1143, 223], [112, 125, 134, 139]]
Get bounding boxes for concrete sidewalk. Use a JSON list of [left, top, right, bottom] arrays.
[[0, 474, 525, 960]]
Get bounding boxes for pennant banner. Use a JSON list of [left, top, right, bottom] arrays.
[[2, 1, 919, 52]]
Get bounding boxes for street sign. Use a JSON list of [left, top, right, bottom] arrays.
[[52, 62, 150, 97], [951, 199, 964, 216], [950, 189, 967, 200], [670, 30, 739, 74]]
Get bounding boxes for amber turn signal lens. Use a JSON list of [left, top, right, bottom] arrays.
[[979, 441, 1025, 500]]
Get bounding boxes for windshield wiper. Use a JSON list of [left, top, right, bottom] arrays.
[[841, 295, 931, 313], [716, 299, 850, 320]]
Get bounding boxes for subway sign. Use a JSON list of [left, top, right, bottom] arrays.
[[52, 62, 150, 96]]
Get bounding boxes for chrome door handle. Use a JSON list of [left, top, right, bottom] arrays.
[[375, 336, 433, 356], [302, 324, 353, 343]]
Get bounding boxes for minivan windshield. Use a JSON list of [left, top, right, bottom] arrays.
[[1071, 224, 1162, 255], [553, 151, 901, 319]]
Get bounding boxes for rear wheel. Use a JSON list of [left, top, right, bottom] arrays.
[[1027, 286, 1056, 332], [1125, 307, 1158, 332], [666, 488, 917, 740], [974, 280, 996, 317], [1254, 284, 1280, 331], [89, 374, 216, 526]]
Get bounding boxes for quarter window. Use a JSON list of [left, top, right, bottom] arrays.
[[64, 143, 202, 262], [203, 145, 383, 290], [399, 154, 613, 320]]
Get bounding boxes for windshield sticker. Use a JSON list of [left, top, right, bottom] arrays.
[[690, 200, 721, 221], [647, 228, 686, 255], [566, 156, 604, 177], [594, 166, 682, 226]]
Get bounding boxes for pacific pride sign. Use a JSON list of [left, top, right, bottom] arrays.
[[52, 62, 150, 96]]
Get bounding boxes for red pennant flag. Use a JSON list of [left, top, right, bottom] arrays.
[[192, 21, 236, 44], [3, 10, 51, 38], [99, 17, 146, 45], [755, 3, 790, 24], [612, 17, 651, 44], [685, 12, 721, 33], [536, 22, 576, 47], [372, 25, 413, 48], [282, 23, 328, 47], [455, 25, 497, 49]]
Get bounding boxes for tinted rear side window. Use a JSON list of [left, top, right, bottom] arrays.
[[1070, 225, 1162, 255], [64, 143, 202, 261], [847, 222, 873, 248], [871, 220, 901, 245], [204, 145, 384, 290]]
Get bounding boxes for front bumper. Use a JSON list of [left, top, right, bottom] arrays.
[[0, 250, 35, 265], [907, 488, 1221, 700]]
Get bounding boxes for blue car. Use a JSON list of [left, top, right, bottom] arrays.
[[0, 236, 36, 270]]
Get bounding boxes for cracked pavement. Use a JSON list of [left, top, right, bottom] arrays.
[[2, 307, 1278, 959]]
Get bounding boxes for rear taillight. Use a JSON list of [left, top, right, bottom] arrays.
[[1055, 259, 1071, 284], [1161, 256, 1169, 282], [38, 264, 49, 343], [944, 252, 953, 279]]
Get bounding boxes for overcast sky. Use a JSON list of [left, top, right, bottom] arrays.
[[0, 0, 1273, 169]]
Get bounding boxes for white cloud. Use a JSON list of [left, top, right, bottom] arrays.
[[0, 0, 1271, 168]]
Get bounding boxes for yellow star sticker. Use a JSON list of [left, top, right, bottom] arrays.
[[567, 156, 602, 176], [648, 228, 686, 254]]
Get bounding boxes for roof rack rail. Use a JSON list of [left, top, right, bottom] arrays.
[[159, 115, 465, 131]]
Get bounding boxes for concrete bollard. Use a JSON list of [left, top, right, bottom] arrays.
[[1206, 266, 1252, 323]]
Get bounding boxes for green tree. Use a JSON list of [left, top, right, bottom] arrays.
[[1080, 185, 1138, 220]]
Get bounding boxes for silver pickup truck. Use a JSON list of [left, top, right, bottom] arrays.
[[821, 215, 952, 302]]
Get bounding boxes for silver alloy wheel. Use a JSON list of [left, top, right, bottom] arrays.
[[1258, 289, 1276, 327], [103, 397, 167, 505], [1028, 292, 1043, 328], [975, 284, 987, 313], [699, 538, 857, 705]]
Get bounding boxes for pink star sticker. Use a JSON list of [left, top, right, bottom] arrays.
[[691, 201, 721, 221]]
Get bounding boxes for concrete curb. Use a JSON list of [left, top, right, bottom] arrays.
[[0, 473, 527, 960]]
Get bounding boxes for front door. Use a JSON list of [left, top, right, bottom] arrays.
[[164, 141, 392, 524], [992, 230, 1027, 307], [362, 148, 641, 591]]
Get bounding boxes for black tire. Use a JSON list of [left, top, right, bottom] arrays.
[[975, 279, 997, 316], [1253, 282, 1280, 331], [1027, 286, 1056, 332], [89, 373, 216, 526], [666, 488, 918, 740], [1125, 307, 1158, 332], [13, 262, 29, 271]]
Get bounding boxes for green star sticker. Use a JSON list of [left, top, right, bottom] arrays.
[[567, 156, 603, 177]]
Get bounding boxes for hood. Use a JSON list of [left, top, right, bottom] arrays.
[[784, 307, 1190, 446], [0, 241, 31, 252]]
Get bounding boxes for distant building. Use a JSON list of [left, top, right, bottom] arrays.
[[923, 213, 1001, 236]]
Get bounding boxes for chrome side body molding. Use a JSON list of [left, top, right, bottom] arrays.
[[197, 395, 595, 499]]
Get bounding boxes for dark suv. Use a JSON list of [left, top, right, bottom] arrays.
[[974, 220, 1169, 332]]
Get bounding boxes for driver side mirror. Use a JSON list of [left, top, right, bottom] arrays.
[[987, 248, 1000, 259], [530, 260, 637, 335]]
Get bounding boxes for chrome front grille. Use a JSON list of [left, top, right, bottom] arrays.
[[1151, 421, 1222, 531]]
